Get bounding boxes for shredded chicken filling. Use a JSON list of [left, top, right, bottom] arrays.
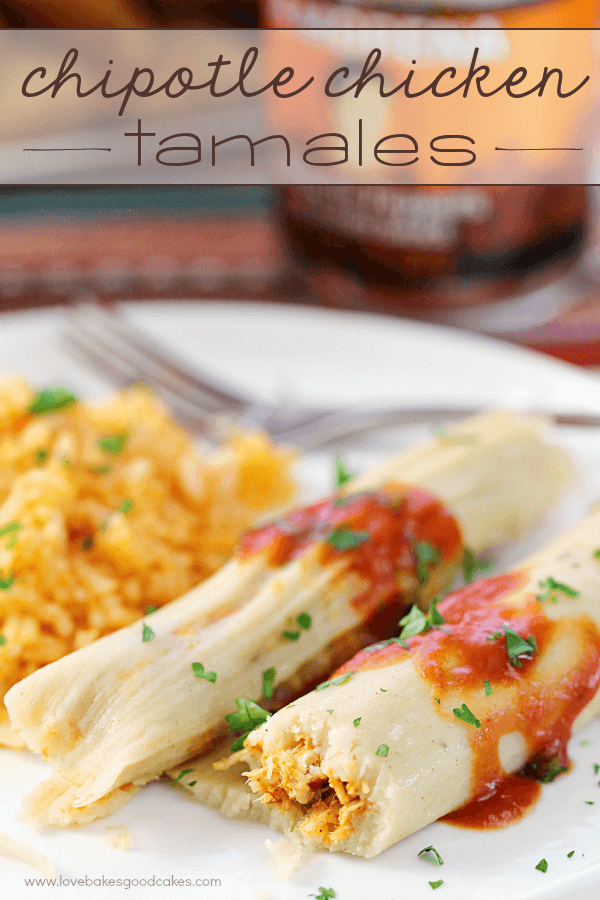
[[245, 738, 369, 845]]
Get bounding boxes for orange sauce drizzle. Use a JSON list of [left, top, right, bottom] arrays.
[[240, 484, 462, 622]]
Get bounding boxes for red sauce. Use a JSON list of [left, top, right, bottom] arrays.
[[333, 571, 600, 828], [240, 485, 462, 622], [441, 775, 541, 829]]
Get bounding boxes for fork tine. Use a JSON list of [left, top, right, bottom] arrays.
[[72, 299, 250, 412], [61, 324, 226, 441], [66, 307, 236, 417]]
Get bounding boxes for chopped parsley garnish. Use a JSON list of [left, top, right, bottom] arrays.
[[487, 624, 538, 666], [484, 680, 492, 697], [581, 740, 592, 746], [540, 757, 567, 783], [594, 764, 600, 775], [453, 703, 481, 728], [568, 851, 575, 858], [353, 717, 361, 727], [502, 624, 538, 666], [191, 662, 217, 683], [434, 698, 440, 704], [0, 636, 5, 646], [0, 572, 14, 591], [144, 605, 157, 615], [419, 846, 444, 866], [98, 433, 127, 455], [171, 768, 193, 787], [314, 889, 336, 900], [225, 698, 271, 752], [399, 599, 445, 641], [429, 881, 444, 890], [414, 541, 441, 585], [262, 666, 276, 700], [35, 449, 49, 466], [118, 498, 134, 515], [585, 800, 595, 805], [315, 672, 354, 691], [283, 630, 301, 642], [141, 622, 155, 642], [334, 455, 354, 488], [90, 464, 111, 476], [326, 527, 370, 552], [536, 577, 579, 603], [376, 743, 389, 757], [28, 387, 77, 416], [0, 521, 21, 549], [535, 859, 548, 873], [462, 547, 494, 584], [327, 709, 334, 714], [297, 612, 312, 630], [188, 780, 197, 787], [595, 549, 600, 560]]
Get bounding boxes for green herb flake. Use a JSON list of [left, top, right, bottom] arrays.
[[503, 624, 538, 667], [399, 600, 446, 642], [225, 698, 271, 752], [171, 768, 193, 787], [414, 541, 441, 585], [541, 757, 567, 783], [568, 851, 575, 858], [283, 630, 301, 642], [262, 666, 276, 700], [429, 880, 444, 890], [144, 605, 157, 615], [327, 527, 370, 552], [536, 859, 548, 873], [594, 764, 600, 775], [0, 521, 21, 549], [98, 433, 127, 455], [191, 662, 217, 684], [380, 688, 388, 692], [297, 612, 312, 630], [453, 703, 481, 728], [594, 549, 600, 560], [376, 743, 389, 757], [399, 605, 428, 640], [334, 455, 354, 489], [484, 680, 492, 697], [28, 387, 77, 416], [419, 846, 444, 866], [141, 622, 155, 642], [35, 449, 49, 466], [0, 571, 14, 591], [314, 889, 336, 900], [585, 801, 595, 805], [462, 547, 494, 584], [0, 635, 5, 646], [315, 672, 354, 692], [434, 698, 441, 704], [187, 780, 197, 787], [353, 717, 361, 727], [581, 740, 592, 746], [90, 464, 111, 476], [536, 577, 580, 603], [118, 498, 134, 515]]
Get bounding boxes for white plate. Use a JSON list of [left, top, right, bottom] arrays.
[[3, 301, 600, 900]]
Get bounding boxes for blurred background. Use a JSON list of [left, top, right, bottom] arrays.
[[2, 1, 600, 366]]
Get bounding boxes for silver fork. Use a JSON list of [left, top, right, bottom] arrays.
[[62, 298, 600, 449]]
